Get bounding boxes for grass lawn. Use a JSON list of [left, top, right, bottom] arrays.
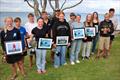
[[0, 35, 120, 80]]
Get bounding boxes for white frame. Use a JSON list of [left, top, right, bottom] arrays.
[[85, 27, 96, 37], [73, 28, 85, 39], [25, 38, 32, 49], [5, 41, 22, 55], [37, 38, 52, 49], [95, 25, 99, 33], [56, 36, 69, 45]]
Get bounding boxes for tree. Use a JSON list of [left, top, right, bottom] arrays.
[[24, 0, 83, 18]]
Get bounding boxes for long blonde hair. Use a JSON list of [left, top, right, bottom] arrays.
[[4, 17, 13, 33], [84, 14, 93, 27]]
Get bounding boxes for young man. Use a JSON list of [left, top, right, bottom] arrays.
[[24, 13, 37, 68], [68, 12, 76, 26], [97, 13, 114, 58], [109, 8, 118, 50]]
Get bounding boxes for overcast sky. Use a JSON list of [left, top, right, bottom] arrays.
[[0, 0, 120, 14]]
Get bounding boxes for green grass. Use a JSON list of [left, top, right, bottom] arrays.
[[0, 35, 120, 80]]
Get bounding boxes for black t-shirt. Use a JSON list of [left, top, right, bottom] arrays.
[[32, 26, 47, 42], [1, 28, 21, 51]]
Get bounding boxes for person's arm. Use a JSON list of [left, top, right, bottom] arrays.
[[67, 23, 72, 43], [109, 22, 114, 34], [0, 31, 6, 55], [52, 24, 57, 44]]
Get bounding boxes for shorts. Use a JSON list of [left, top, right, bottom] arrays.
[[99, 37, 110, 50], [27, 48, 36, 56], [110, 35, 115, 41]]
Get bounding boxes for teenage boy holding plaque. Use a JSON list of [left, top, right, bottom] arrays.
[[97, 13, 114, 58], [1, 17, 25, 79], [70, 14, 84, 65], [52, 12, 71, 68]]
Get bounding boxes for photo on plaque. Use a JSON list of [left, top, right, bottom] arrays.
[[25, 38, 32, 49], [85, 27, 96, 36], [37, 38, 52, 49], [56, 36, 69, 45], [5, 41, 22, 55], [73, 28, 85, 39]]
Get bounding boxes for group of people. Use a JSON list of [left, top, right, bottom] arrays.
[[0, 8, 118, 79]]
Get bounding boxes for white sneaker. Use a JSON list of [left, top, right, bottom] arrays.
[[91, 52, 94, 55], [71, 62, 75, 65], [64, 63, 67, 65], [82, 57, 85, 60], [76, 60, 80, 63]]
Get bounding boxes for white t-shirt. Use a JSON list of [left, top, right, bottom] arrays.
[[110, 16, 118, 35], [24, 22, 37, 35]]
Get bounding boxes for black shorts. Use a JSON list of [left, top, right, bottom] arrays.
[[110, 35, 115, 41], [22, 51, 27, 56]]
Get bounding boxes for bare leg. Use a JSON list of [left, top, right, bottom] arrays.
[[17, 60, 25, 76], [29, 55, 33, 68], [11, 63, 17, 79]]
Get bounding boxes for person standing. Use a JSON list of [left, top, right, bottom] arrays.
[[82, 14, 93, 60], [24, 13, 37, 68], [91, 12, 100, 54], [14, 17, 27, 63], [29, 17, 48, 74], [52, 12, 71, 68], [109, 8, 118, 50], [68, 13, 76, 25], [1, 17, 25, 79], [97, 13, 114, 58], [50, 9, 61, 63], [70, 14, 83, 65], [41, 11, 52, 38]]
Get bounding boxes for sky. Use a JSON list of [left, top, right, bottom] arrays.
[[0, 0, 120, 14]]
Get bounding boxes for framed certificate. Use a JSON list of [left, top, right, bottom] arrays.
[[37, 38, 52, 49], [5, 41, 23, 55], [85, 27, 96, 37], [95, 25, 99, 33], [73, 28, 85, 39], [56, 36, 69, 45], [25, 38, 32, 49]]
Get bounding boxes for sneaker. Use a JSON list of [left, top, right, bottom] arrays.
[[82, 57, 85, 60], [86, 57, 90, 60], [63, 63, 67, 65], [54, 65, 59, 68], [71, 62, 75, 65], [91, 52, 94, 55], [76, 60, 80, 63]]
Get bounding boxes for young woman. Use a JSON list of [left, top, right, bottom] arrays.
[[14, 17, 27, 63], [29, 17, 48, 74], [1, 17, 25, 79], [52, 12, 71, 68], [70, 14, 83, 65], [91, 12, 100, 54], [82, 14, 93, 60]]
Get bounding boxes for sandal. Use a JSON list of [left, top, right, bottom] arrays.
[[10, 74, 18, 80]]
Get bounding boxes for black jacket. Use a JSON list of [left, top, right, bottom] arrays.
[[52, 20, 71, 43], [99, 20, 114, 37]]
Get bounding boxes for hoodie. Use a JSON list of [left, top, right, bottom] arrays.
[[99, 20, 114, 37], [52, 20, 71, 43]]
